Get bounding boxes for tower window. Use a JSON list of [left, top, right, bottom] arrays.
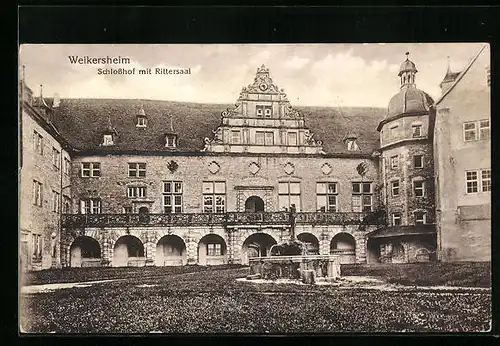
[[413, 180, 425, 197], [414, 211, 426, 225], [392, 213, 402, 226], [391, 180, 400, 197], [412, 125, 422, 138], [413, 155, 424, 168], [390, 155, 399, 170]]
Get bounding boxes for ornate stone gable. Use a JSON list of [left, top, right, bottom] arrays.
[[202, 65, 325, 155]]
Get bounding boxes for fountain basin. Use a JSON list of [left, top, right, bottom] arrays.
[[248, 255, 341, 283]]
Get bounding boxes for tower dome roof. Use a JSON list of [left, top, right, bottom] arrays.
[[398, 52, 418, 76], [386, 86, 434, 119]]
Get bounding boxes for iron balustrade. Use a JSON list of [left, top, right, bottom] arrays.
[[61, 211, 385, 228]]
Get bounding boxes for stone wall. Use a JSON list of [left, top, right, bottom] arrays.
[[434, 45, 491, 261], [20, 107, 71, 270], [70, 154, 379, 214]]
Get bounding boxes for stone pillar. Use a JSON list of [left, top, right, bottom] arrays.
[[355, 234, 367, 263], [101, 231, 112, 266], [186, 234, 198, 265], [144, 242, 155, 266], [319, 227, 330, 255]]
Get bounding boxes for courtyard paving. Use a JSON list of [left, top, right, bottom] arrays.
[[19, 265, 491, 333]]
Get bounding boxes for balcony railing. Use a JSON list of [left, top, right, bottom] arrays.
[[61, 211, 386, 229]]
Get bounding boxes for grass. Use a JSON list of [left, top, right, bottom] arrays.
[[340, 262, 491, 288], [20, 265, 491, 333]]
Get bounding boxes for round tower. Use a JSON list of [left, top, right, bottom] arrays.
[[372, 52, 437, 263]]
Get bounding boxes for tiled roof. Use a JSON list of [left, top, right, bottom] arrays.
[[367, 225, 436, 239], [48, 98, 386, 155]]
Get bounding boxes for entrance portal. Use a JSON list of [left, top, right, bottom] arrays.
[[245, 196, 265, 212], [241, 233, 277, 265]]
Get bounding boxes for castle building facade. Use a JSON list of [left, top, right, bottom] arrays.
[[18, 48, 490, 270]]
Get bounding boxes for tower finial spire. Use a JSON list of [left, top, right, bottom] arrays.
[[39, 84, 43, 98], [405, 51, 410, 59]]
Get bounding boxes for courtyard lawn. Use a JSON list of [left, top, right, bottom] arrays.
[[341, 262, 491, 288], [20, 265, 491, 333]]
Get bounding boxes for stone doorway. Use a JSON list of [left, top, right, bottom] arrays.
[[113, 235, 145, 267], [70, 236, 101, 267], [245, 196, 265, 212]]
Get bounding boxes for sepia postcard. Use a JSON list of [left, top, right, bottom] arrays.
[[18, 43, 491, 334]]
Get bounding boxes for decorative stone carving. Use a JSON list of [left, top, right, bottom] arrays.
[[167, 160, 178, 173], [321, 163, 332, 175], [284, 162, 295, 175], [208, 161, 220, 174], [249, 162, 260, 175]]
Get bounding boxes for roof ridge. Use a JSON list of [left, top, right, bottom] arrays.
[[435, 44, 488, 105]]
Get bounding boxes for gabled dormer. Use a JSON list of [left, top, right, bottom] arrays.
[[344, 132, 360, 151], [136, 104, 147, 128], [101, 112, 118, 146], [165, 114, 178, 149]]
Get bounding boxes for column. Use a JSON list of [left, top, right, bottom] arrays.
[[186, 233, 198, 265], [355, 234, 367, 263]]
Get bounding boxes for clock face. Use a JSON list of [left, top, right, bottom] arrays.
[[259, 83, 268, 91]]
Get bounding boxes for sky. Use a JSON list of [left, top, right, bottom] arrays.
[[19, 43, 486, 108]]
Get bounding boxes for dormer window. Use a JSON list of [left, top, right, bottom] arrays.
[[347, 139, 359, 151], [137, 117, 147, 127], [165, 134, 177, 148], [102, 134, 114, 146]]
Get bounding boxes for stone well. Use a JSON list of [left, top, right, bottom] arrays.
[[248, 255, 341, 283]]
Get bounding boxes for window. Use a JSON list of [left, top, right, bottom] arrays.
[[278, 181, 301, 211], [163, 181, 183, 213], [123, 206, 133, 214], [256, 105, 264, 117], [207, 243, 222, 256], [256, 105, 272, 118], [52, 147, 61, 169], [316, 182, 338, 212], [288, 132, 298, 146], [63, 196, 71, 213], [413, 155, 424, 169], [32, 180, 43, 206], [390, 155, 399, 169], [481, 169, 491, 192], [63, 157, 70, 175], [103, 134, 114, 146], [80, 198, 101, 214], [256, 131, 274, 145], [392, 213, 402, 226], [203, 181, 226, 213], [391, 180, 400, 197], [479, 120, 490, 140], [466, 169, 491, 193], [52, 190, 60, 212], [128, 163, 146, 178], [231, 131, 241, 144], [127, 186, 146, 198], [137, 116, 147, 127], [33, 130, 43, 155], [165, 134, 177, 148], [389, 125, 399, 139], [81, 162, 101, 177], [352, 182, 372, 212], [413, 180, 425, 197], [414, 211, 426, 225], [463, 122, 477, 141], [32, 234, 42, 260], [412, 125, 422, 138], [347, 140, 359, 151]]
